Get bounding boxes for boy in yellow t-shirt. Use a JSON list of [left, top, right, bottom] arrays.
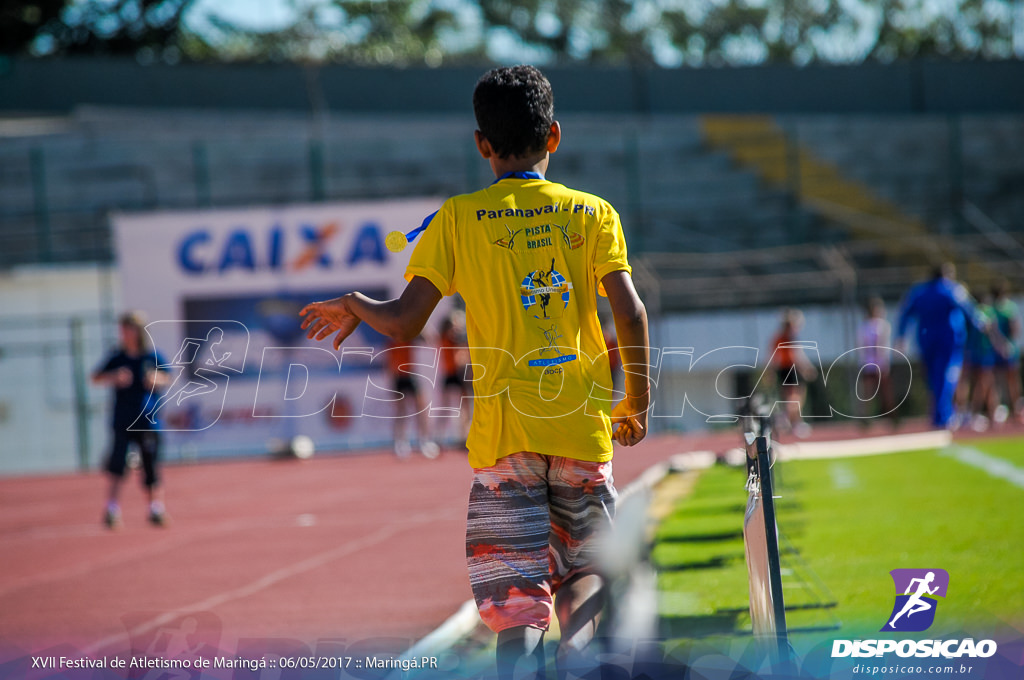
[[300, 65, 650, 680]]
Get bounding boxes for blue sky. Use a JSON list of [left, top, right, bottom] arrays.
[[184, 0, 298, 32]]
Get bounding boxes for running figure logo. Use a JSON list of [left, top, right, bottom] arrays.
[[539, 323, 564, 357], [130, 320, 249, 432], [881, 568, 950, 632], [144, 328, 232, 424], [494, 225, 524, 250]]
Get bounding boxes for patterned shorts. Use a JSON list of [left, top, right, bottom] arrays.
[[466, 452, 616, 632]]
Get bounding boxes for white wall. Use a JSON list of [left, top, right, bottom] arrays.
[[0, 264, 120, 474], [650, 304, 870, 431]]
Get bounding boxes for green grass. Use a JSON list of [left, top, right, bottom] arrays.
[[965, 435, 1024, 468], [652, 436, 1024, 651]]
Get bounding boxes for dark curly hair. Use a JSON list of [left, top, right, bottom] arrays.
[[472, 65, 554, 159]]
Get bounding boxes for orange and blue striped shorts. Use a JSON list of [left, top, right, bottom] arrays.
[[466, 452, 616, 632]]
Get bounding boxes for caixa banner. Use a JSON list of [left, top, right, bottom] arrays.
[[112, 198, 447, 459]]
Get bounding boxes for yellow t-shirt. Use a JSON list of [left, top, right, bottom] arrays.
[[406, 176, 631, 469]]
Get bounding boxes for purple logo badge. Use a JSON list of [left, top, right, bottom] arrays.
[[881, 568, 950, 632]]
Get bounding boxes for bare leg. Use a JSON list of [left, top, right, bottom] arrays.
[[496, 626, 546, 680], [1007, 366, 1022, 410], [889, 597, 922, 627], [970, 368, 996, 429], [784, 385, 811, 437], [999, 365, 1023, 420], [859, 372, 880, 420], [393, 395, 411, 457], [906, 601, 932, 618], [415, 389, 429, 440], [554, 573, 605, 680], [889, 605, 911, 627]]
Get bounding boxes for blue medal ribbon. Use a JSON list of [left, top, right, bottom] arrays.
[[494, 170, 545, 182]]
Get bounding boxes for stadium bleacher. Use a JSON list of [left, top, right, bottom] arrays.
[[2, 61, 1023, 312]]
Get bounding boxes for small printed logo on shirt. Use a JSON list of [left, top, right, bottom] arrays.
[[520, 259, 573, 320], [492, 219, 584, 253]]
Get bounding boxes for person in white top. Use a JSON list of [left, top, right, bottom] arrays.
[[857, 297, 895, 424]]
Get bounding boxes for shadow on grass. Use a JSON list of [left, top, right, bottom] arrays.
[[656, 553, 744, 572], [656, 529, 745, 543], [653, 465, 840, 645], [661, 612, 745, 638]]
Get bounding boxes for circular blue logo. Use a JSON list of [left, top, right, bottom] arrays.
[[520, 267, 571, 319]]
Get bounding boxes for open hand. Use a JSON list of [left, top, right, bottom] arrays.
[[299, 296, 361, 350]]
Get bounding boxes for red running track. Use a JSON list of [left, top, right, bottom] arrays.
[[0, 433, 718, 665]]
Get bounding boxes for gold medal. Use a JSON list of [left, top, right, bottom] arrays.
[[385, 230, 408, 253]]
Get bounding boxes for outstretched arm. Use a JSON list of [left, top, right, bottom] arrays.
[[300, 276, 443, 349], [602, 270, 650, 447]]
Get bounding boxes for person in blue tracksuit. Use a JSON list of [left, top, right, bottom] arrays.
[[895, 263, 988, 429]]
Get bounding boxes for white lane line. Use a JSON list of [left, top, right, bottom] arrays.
[[942, 444, 1024, 490], [82, 510, 451, 655], [0, 513, 426, 600], [828, 462, 859, 490], [0, 517, 298, 600]]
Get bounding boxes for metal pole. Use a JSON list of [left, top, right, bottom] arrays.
[[30, 146, 52, 263], [785, 125, 803, 240], [947, 115, 964, 236], [305, 64, 329, 203], [309, 138, 326, 202], [192, 141, 211, 207], [624, 131, 643, 250], [756, 435, 789, 661], [70, 318, 91, 472]]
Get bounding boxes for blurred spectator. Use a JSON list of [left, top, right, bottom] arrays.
[[92, 311, 170, 529], [386, 338, 439, 459], [991, 279, 1023, 424], [438, 311, 472, 447], [768, 308, 817, 438], [962, 289, 998, 431], [895, 263, 987, 430], [857, 297, 895, 424]]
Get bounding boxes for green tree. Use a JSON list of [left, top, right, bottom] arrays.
[[185, 0, 474, 65], [474, 0, 1020, 66], [2, 0, 192, 58], [5, 0, 1021, 65], [1, 1, 66, 55]]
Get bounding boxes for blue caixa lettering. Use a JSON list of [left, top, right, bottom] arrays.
[[177, 222, 387, 274]]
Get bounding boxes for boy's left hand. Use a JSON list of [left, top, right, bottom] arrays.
[[611, 393, 648, 447], [300, 296, 362, 350]]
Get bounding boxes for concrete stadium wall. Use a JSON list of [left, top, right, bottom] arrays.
[[3, 57, 1023, 115], [0, 264, 119, 474]]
